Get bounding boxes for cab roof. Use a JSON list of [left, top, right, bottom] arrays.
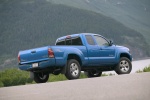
[[56, 33, 101, 41]]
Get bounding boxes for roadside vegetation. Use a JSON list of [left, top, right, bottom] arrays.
[[0, 68, 112, 88], [0, 66, 149, 88], [136, 65, 150, 73], [0, 69, 32, 87]]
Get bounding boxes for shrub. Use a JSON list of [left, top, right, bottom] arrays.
[[0, 68, 32, 87], [136, 65, 150, 73], [143, 66, 150, 72], [0, 81, 4, 87]]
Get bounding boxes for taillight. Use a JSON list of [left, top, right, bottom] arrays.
[[18, 53, 20, 63], [48, 48, 54, 58]]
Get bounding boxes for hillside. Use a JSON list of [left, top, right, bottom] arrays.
[[0, 0, 149, 69], [50, 0, 150, 45]]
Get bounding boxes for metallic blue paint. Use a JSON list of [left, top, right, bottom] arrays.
[[18, 33, 132, 71]]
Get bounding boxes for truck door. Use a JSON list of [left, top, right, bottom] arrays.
[[93, 35, 116, 65], [85, 35, 100, 66]]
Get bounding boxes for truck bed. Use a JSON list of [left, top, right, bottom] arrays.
[[19, 46, 51, 64]]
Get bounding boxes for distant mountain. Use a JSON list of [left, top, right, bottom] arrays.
[[49, 0, 150, 45], [0, 0, 149, 69]]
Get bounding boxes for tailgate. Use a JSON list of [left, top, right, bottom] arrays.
[[19, 46, 50, 64]]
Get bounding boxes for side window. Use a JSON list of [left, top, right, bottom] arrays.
[[85, 35, 95, 45], [94, 36, 109, 46], [72, 37, 83, 45], [56, 40, 65, 45], [66, 39, 72, 45]]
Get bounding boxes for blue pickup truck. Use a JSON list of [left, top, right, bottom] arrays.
[[18, 33, 132, 83]]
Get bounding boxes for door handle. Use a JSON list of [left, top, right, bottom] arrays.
[[31, 50, 36, 53]]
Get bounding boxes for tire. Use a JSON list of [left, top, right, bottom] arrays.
[[115, 57, 132, 74], [65, 59, 81, 80], [86, 70, 102, 78], [34, 72, 49, 83]]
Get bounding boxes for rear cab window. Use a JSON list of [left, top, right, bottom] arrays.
[[56, 39, 65, 45], [56, 36, 83, 46], [72, 37, 83, 45], [66, 39, 72, 45]]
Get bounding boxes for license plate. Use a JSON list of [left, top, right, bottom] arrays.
[[32, 63, 38, 68]]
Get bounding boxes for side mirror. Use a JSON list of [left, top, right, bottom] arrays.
[[109, 40, 113, 46]]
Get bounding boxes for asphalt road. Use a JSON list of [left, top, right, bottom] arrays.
[[0, 72, 150, 100]]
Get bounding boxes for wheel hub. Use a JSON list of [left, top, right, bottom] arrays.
[[119, 60, 129, 72], [70, 63, 79, 77], [38, 73, 47, 80]]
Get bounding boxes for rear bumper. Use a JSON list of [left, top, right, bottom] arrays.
[[19, 59, 55, 71]]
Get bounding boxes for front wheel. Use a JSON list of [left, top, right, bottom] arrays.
[[34, 72, 49, 83], [65, 59, 81, 80], [115, 57, 132, 74]]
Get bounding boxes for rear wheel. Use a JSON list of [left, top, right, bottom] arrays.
[[86, 70, 102, 78], [65, 59, 81, 80], [34, 72, 49, 83], [115, 57, 132, 74]]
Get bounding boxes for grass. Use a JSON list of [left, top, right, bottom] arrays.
[[136, 65, 150, 73]]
